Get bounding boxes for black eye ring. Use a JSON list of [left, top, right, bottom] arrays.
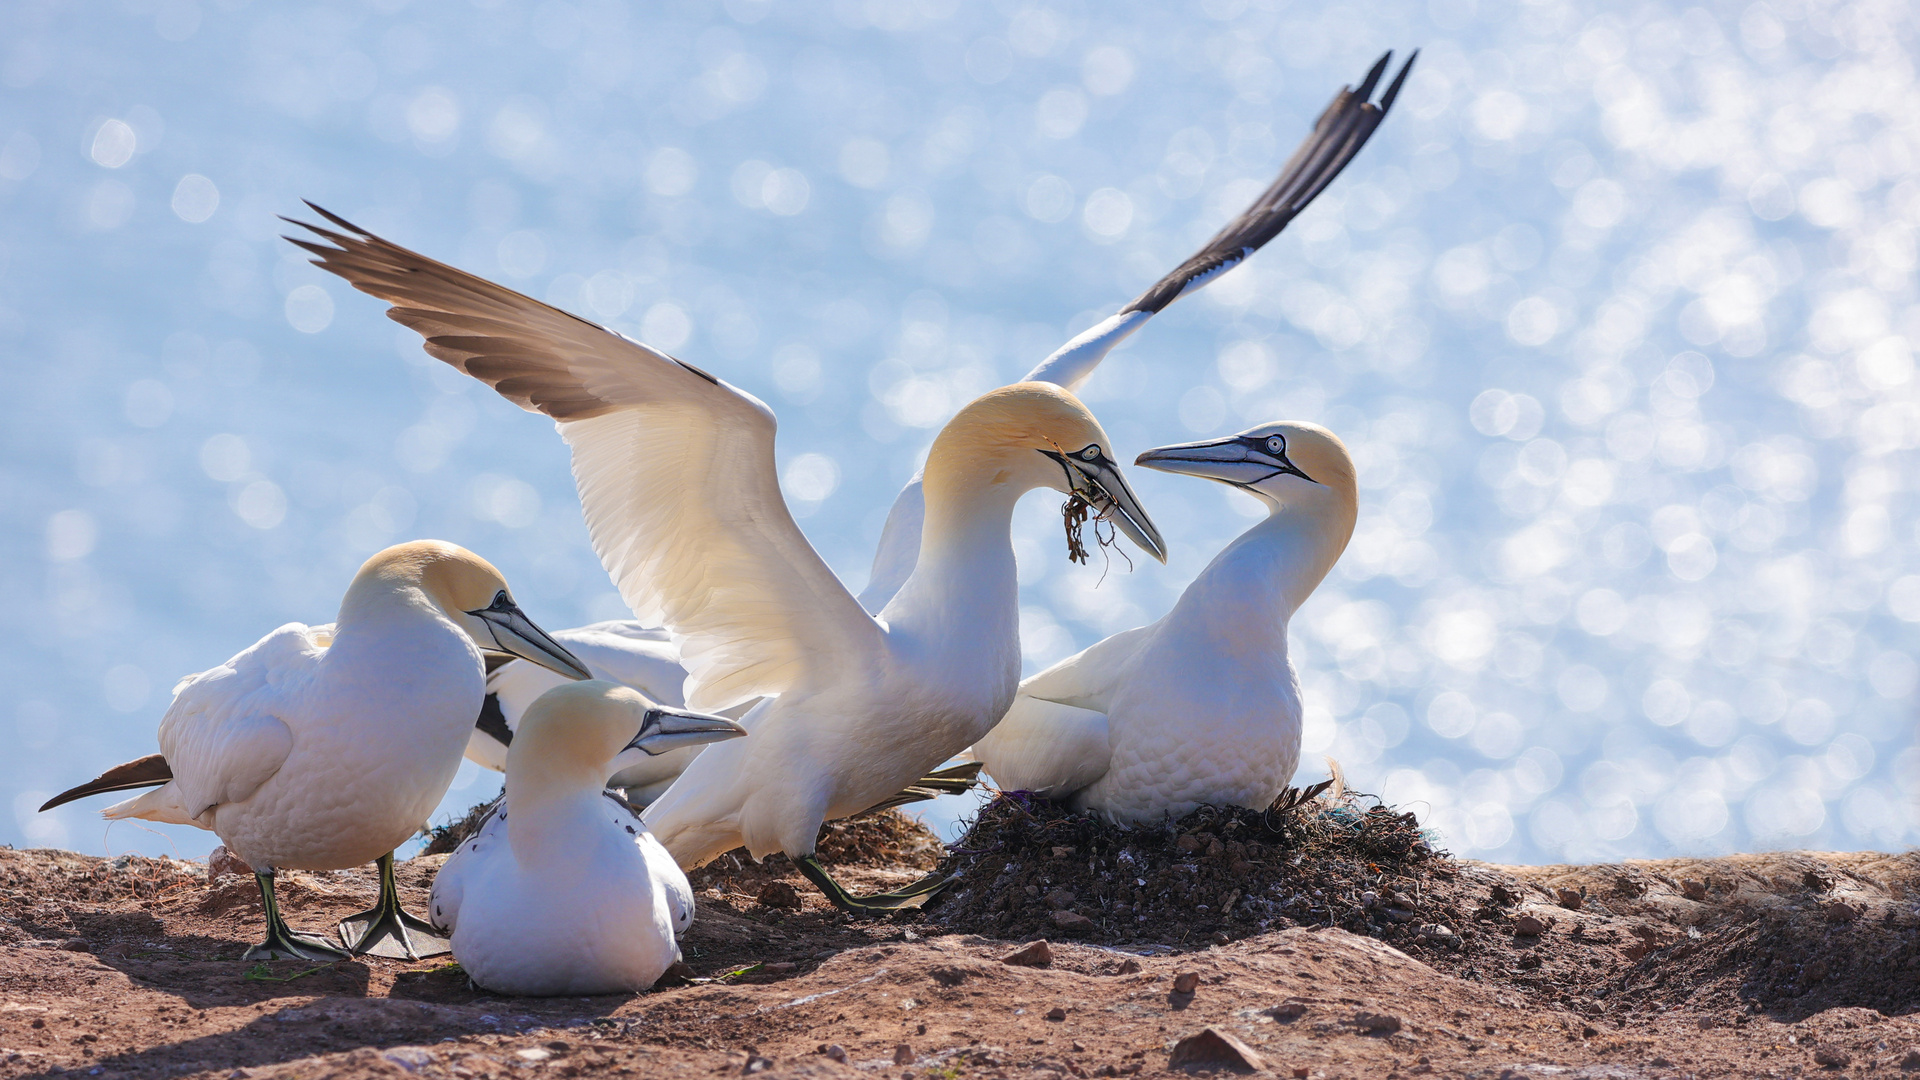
[[491, 590, 511, 609]]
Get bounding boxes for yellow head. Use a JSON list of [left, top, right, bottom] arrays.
[[345, 540, 592, 680], [509, 681, 746, 792], [1136, 421, 1358, 531], [922, 382, 1166, 562]]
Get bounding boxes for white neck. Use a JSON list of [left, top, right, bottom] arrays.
[[1159, 486, 1351, 649]]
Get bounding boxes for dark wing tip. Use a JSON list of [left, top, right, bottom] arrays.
[[1379, 49, 1419, 113], [1354, 50, 1393, 101], [302, 200, 372, 236]]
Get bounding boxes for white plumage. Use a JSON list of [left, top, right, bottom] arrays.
[[292, 206, 1165, 909], [972, 422, 1357, 822], [41, 540, 590, 960], [430, 681, 742, 996]]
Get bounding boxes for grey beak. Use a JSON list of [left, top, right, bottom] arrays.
[[1136, 436, 1304, 487], [625, 706, 748, 756], [467, 599, 593, 681], [1069, 458, 1168, 563]]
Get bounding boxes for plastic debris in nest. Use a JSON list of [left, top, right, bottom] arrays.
[[922, 783, 1453, 947]]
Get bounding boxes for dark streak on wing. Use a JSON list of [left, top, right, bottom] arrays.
[[1122, 49, 1419, 316], [474, 692, 513, 747], [38, 753, 173, 812], [282, 202, 635, 422]]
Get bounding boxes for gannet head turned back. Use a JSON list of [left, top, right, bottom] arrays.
[[921, 381, 1166, 564], [429, 680, 741, 996], [353, 540, 594, 682]]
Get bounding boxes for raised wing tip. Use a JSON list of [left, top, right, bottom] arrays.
[[1354, 50, 1392, 101], [1379, 49, 1419, 114], [301, 200, 373, 236]]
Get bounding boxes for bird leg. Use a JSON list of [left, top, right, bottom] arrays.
[[336, 852, 452, 959], [244, 869, 351, 963], [794, 854, 955, 916]]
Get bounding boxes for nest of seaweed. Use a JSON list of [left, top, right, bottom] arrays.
[[923, 784, 1457, 948]]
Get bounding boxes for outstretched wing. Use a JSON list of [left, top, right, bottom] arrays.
[[858, 52, 1417, 613], [289, 208, 882, 710], [1022, 48, 1418, 390]]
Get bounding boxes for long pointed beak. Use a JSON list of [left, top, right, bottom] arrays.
[[1136, 437, 1285, 487], [469, 602, 593, 681], [625, 706, 749, 756], [1072, 459, 1168, 563]]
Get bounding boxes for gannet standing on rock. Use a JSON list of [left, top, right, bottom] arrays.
[[39, 541, 591, 961], [971, 423, 1357, 821], [283, 203, 1166, 910], [428, 681, 745, 996]]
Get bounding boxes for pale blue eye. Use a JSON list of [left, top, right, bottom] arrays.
[[1266, 436, 1284, 454]]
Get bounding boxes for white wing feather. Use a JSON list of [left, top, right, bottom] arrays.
[[291, 209, 881, 710]]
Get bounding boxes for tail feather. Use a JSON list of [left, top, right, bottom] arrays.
[[39, 754, 172, 812], [102, 784, 199, 826], [853, 762, 985, 818]]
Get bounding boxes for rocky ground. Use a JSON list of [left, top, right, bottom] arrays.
[[3, 803, 1920, 1079]]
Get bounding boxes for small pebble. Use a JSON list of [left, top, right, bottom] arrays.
[[892, 1044, 913, 1066], [59, 938, 90, 953], [821, 1044, 847, 1063], [1001, 940, 1053, 967], [1172, 972, 1200, 994], [1555, 888, 1583, 910], [1045, 1007, 1067, 1021], [1513, 914, 1549, 936], [1353, 1011, 1403, 1034], [756, 881, 801, 909]]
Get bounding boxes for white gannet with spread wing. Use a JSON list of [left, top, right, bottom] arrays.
[[289, 213, 1167, 911], [458, 52, 1412, 800], [428, 681, 744, 995], [39, 541, 591, 960], [971, 422, 1357, 821], [856, 49, 1413, 612]]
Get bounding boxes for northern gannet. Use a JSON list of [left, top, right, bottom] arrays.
[[970, 422, 1356, 821], [39, 540, 592, 961], [428, 680, 745, 996], [284, 207, 1166, 910], [456, 51, 1414, 802]]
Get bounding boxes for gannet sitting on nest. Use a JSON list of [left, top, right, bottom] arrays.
[[428, 681, 744, 996], [284, 204, 1167, 911], [39, 541, 590, 961], [971, 423, 1356, 821]]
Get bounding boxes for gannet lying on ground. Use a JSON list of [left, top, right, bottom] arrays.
[[461, 50, 1415, 805], [39, 541, 590, 961], [971, 423, 1356, 821], [286, 206, 1166, 910], [428, 681, 744, 996]]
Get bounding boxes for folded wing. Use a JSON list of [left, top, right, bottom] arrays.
[[289, 208, 881, 709]]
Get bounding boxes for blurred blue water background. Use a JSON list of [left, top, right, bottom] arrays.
[[2, 0, 1915, 865]]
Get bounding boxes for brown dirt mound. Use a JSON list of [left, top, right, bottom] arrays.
[[924, 787, 1451, 948], [8, 842, 1920, 1078]]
